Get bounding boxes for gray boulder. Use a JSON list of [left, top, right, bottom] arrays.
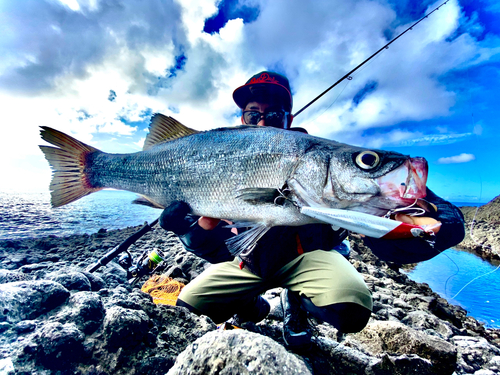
[[103, 305, 150, 350], [0, 269, 30, 284], [46, 270, 92, 291], [401, 310, 457, 339], [0, 280, 69, 323], [55, 291, 105, 334], [26, 322, 86, 371], [452, 336, 500, 373], [349, 321, 457, 374], [167, 329, 312, 375]]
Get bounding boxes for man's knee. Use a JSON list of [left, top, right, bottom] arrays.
[[300, 297, 371, 333]]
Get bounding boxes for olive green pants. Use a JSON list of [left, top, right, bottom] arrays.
[[178, 250, 372, 323]]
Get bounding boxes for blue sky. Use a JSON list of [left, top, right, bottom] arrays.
[[0, 0, 498, 203]]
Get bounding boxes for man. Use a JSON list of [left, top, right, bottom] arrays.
[[160, 71, 465, 349]]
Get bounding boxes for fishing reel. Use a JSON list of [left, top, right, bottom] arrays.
[[86, 218, 165, 286], [117, 248, 166, 285]]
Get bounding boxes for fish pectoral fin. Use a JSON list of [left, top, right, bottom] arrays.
[[235, 188, 280, 204], [143, 113, 200, 151], [132, 195, 165, 209], [224, 224, 271, 256], [287, 178, 321, 208]]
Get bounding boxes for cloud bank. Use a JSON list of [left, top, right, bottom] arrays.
[[0, 0, 498, 192]]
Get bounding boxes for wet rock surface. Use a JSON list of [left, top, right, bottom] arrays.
[[0, 224, 499, 374], [458, 195, 500, 262]]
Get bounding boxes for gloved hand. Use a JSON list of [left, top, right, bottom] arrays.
[[159, 201, 196, 236]]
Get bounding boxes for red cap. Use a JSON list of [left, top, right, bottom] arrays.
[[233, 71, 292, 111]]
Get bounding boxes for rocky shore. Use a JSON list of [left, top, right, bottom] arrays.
[[1, 222, 500, 374], [457, 195, 500, 262]]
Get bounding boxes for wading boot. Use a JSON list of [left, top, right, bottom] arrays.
[[281, 289, 312, 350]]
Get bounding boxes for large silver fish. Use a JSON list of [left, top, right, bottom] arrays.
[[39, 114, 428, 254]]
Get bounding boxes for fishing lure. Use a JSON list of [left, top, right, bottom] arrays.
[[301, 206, 438, 240]]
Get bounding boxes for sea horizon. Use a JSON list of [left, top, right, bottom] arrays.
[[0, 189, 489, 241]]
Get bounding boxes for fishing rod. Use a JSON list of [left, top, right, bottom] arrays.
[[87, 218, 166, 285], [293, 0, 450, 118]]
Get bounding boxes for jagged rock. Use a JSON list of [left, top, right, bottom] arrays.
[[309, 337, 376, 374], [26, 322, 86, 370], [17, 261, 68, 279], [0, 322, 11, 333], [0, 280, 70, 323], [0, 269, 29, 284], [458, 197, 500, 261], [33, 237, 59, 251], [401, 310, 457, 339], [378, 353, 434, 375], [167, 329, 312, 375], [151, 303, 217, 358], [349, 321, 457, 374], [485, 355, 500, 372], [103, 305, 150, 349], [55, 291, 105, 334], [46, 270, 92, 291], [452, 336, 500, 373], [13, 320, 37, 334], [81, 271, 107, 291], [96, 261, 129, 288], [474, 370, 497, 375]]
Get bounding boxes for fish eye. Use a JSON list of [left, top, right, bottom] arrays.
[[355, 151, 380, 170]]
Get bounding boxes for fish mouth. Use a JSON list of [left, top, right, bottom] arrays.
[[377, 157, 428, 202]]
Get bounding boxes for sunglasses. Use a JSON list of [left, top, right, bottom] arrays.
[[242, 110, 289, 128]]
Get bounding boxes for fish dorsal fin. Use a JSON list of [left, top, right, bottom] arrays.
[[143, 113, 200, 151]]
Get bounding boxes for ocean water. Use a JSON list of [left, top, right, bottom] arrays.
[[0, 190, 497, 328], [450, 202, 486, 207], [0, 190, 160, 240], [406, 249, 500, 329]]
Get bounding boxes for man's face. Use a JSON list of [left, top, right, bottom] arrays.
[[241, 101, 288, 128]]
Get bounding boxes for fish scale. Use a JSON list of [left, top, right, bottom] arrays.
[[85, 128, 299, 224]]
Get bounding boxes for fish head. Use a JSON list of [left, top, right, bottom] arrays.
[[320, 147, 428, 215]]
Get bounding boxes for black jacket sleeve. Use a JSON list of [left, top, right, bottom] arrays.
[[178, 218, 234, 264], [362, 188, 465, 264]]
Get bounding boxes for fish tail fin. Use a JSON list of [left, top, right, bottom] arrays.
[[39, 126, 103, 208]]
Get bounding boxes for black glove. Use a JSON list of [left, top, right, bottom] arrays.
[[159, 201, 196, 236]]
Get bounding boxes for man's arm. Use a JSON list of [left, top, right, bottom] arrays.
[[362, 189, 465, 264], [159, 202, 234, 264]]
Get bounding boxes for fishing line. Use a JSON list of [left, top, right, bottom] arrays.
[[299, 50, 385, 128], [442, 251, 460, 297], [298, 79, 350, 127], [442, 66, 500, 300], [451, 167, 500, 299], [293, 0, 450, 118], [451, 264, 500, 300]]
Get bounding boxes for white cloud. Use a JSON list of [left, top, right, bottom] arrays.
[[399, 132, 474, 146], [57, 0, 81, 11], [437, 153, 476, 164], [363, 129, 425, 149], [0, 0, 497, 193]]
